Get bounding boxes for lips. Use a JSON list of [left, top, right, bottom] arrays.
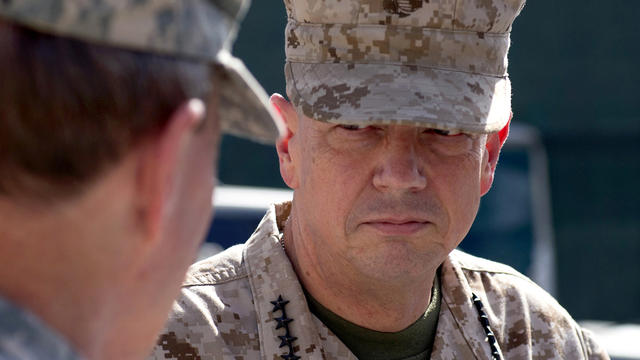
[[361, 218, 430, 236]]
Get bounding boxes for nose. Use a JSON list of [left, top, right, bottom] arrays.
[[372, 136, 427, 193]]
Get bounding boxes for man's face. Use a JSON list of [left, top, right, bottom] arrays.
[[285, 115, 492, 281]]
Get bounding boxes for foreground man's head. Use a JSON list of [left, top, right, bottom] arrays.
[[0, 1, 281, 359]]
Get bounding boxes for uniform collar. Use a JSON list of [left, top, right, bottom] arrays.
[[435, 252, 505, 359], [243, 202, 343, 359]]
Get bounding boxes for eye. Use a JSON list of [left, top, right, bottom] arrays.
[[427, 128, 463, 136], [338, 124, 367, 131]]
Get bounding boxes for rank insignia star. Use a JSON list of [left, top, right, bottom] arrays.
[[271, 294, 299, 360], [278, 334, 298, 348], [271, 295, 290, 312], [275, 315, 293, 329]]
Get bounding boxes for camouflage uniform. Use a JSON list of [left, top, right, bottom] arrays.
[[150, 203, 609, 360], [0, 296, 83, 360]]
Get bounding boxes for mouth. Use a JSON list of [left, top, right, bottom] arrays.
[[361, 219, 430, 236]]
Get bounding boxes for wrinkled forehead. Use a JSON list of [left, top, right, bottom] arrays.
[[297, 111, 489, 141]]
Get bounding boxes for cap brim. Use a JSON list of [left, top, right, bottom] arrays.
[[217, 51, 284, 143], [286, 62, 511, 134]]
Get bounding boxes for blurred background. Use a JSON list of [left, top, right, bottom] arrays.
[[210, 0, 639, 348]]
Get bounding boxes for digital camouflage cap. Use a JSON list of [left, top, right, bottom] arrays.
[[284, 0, 526, 134], [0, 0, 284, 143]]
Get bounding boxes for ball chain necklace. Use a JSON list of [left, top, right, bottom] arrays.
[[279, 216, 290, 251]]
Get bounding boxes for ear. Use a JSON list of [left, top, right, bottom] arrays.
[[137, 99, 206, 243], [480, 114, 511, 196], [270, 93, 300, 189]]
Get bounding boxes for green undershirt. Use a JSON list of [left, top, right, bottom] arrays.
[[305, 270, 441, 360]]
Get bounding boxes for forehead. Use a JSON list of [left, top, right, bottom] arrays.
[[299, 113, 485, 137]]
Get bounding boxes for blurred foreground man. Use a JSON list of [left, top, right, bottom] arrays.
[[152, 0, 608, 359], [0, 1, 282, 359]]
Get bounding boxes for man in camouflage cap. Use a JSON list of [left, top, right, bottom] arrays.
[[0, 0, 282, 359], [152, 0, 609, 359]]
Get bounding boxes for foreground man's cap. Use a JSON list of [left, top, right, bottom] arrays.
[[0, 0, 284, 143], [284, 0, 526, 134]]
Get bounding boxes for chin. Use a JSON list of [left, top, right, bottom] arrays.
[[353, 241, 444, 281]]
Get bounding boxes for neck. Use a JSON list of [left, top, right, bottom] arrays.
[[282, 214, 437, 333], [0, 172, 151, 359], [0, 203, 115, 359]]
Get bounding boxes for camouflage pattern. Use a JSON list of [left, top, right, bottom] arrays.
[[0, 0, 283, 143], [283, 0, 526, 134], [0, 296, 84, 360], [150, 203, 609, 360]]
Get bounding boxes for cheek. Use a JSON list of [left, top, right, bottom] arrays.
[[301, 131, 366, 187], [298, 141, 369, 229], [428, 150, 484, 236], [182, 130, 218, 238]]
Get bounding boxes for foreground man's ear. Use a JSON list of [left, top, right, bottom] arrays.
[[137, 99, 206, 244], [480, 113, 511, 196], [270, 94, 299, 189]]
